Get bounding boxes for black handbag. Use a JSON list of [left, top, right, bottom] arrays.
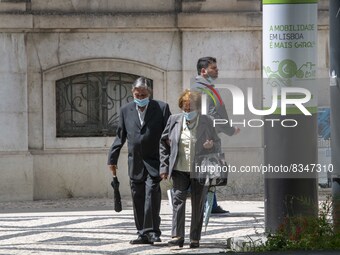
[[193, 152, 229, 186]]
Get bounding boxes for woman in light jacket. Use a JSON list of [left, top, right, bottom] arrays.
[[160, 89, 221, 248]]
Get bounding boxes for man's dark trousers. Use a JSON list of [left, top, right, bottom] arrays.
[[130, 170, 161, 237]]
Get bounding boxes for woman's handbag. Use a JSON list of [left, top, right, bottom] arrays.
[[194, 152, 229, 186]]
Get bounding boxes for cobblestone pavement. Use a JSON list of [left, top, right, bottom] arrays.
[[0, 198, 264, 254]]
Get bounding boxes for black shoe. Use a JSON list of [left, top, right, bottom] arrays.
[[147, 233, 161, 243], [189, 241, 200, 248], [129, 235, 153, 245], [168, 237, 184, 248], [211, 205, 230, 214]]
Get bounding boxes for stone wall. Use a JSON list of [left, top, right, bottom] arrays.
[[0, 0, 330, 201], [0, 32, 33, 201]]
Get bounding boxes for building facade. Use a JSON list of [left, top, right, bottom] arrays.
[[0, 0, 330, 201]]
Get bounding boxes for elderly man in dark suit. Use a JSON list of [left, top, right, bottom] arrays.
[[107, 77, 171, 245]]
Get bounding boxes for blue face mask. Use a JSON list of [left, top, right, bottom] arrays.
[[183, 110, 198, 121], [206, 75, 215, 84], [134, 97, 149, 107]]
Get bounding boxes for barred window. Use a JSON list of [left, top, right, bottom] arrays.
[[56, 72, 153, 137]]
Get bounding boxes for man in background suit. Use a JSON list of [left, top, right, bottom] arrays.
[[107, 77, 171, 244], [192, 57, 240, 214]]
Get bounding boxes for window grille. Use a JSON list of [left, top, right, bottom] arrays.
[[56, 72, 152, 137]]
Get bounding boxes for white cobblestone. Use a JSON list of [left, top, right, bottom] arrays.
[[0, 198, 264, 254]]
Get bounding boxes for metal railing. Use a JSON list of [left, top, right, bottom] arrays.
[[56, 72, 152, 137]]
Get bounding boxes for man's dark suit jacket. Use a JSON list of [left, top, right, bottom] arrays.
[[108, 99, 171, 181]]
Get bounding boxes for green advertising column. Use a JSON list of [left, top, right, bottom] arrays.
[[263, 0, 319, 231]]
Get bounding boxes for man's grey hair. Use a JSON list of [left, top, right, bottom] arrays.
[[132, 77, 152, 92]]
